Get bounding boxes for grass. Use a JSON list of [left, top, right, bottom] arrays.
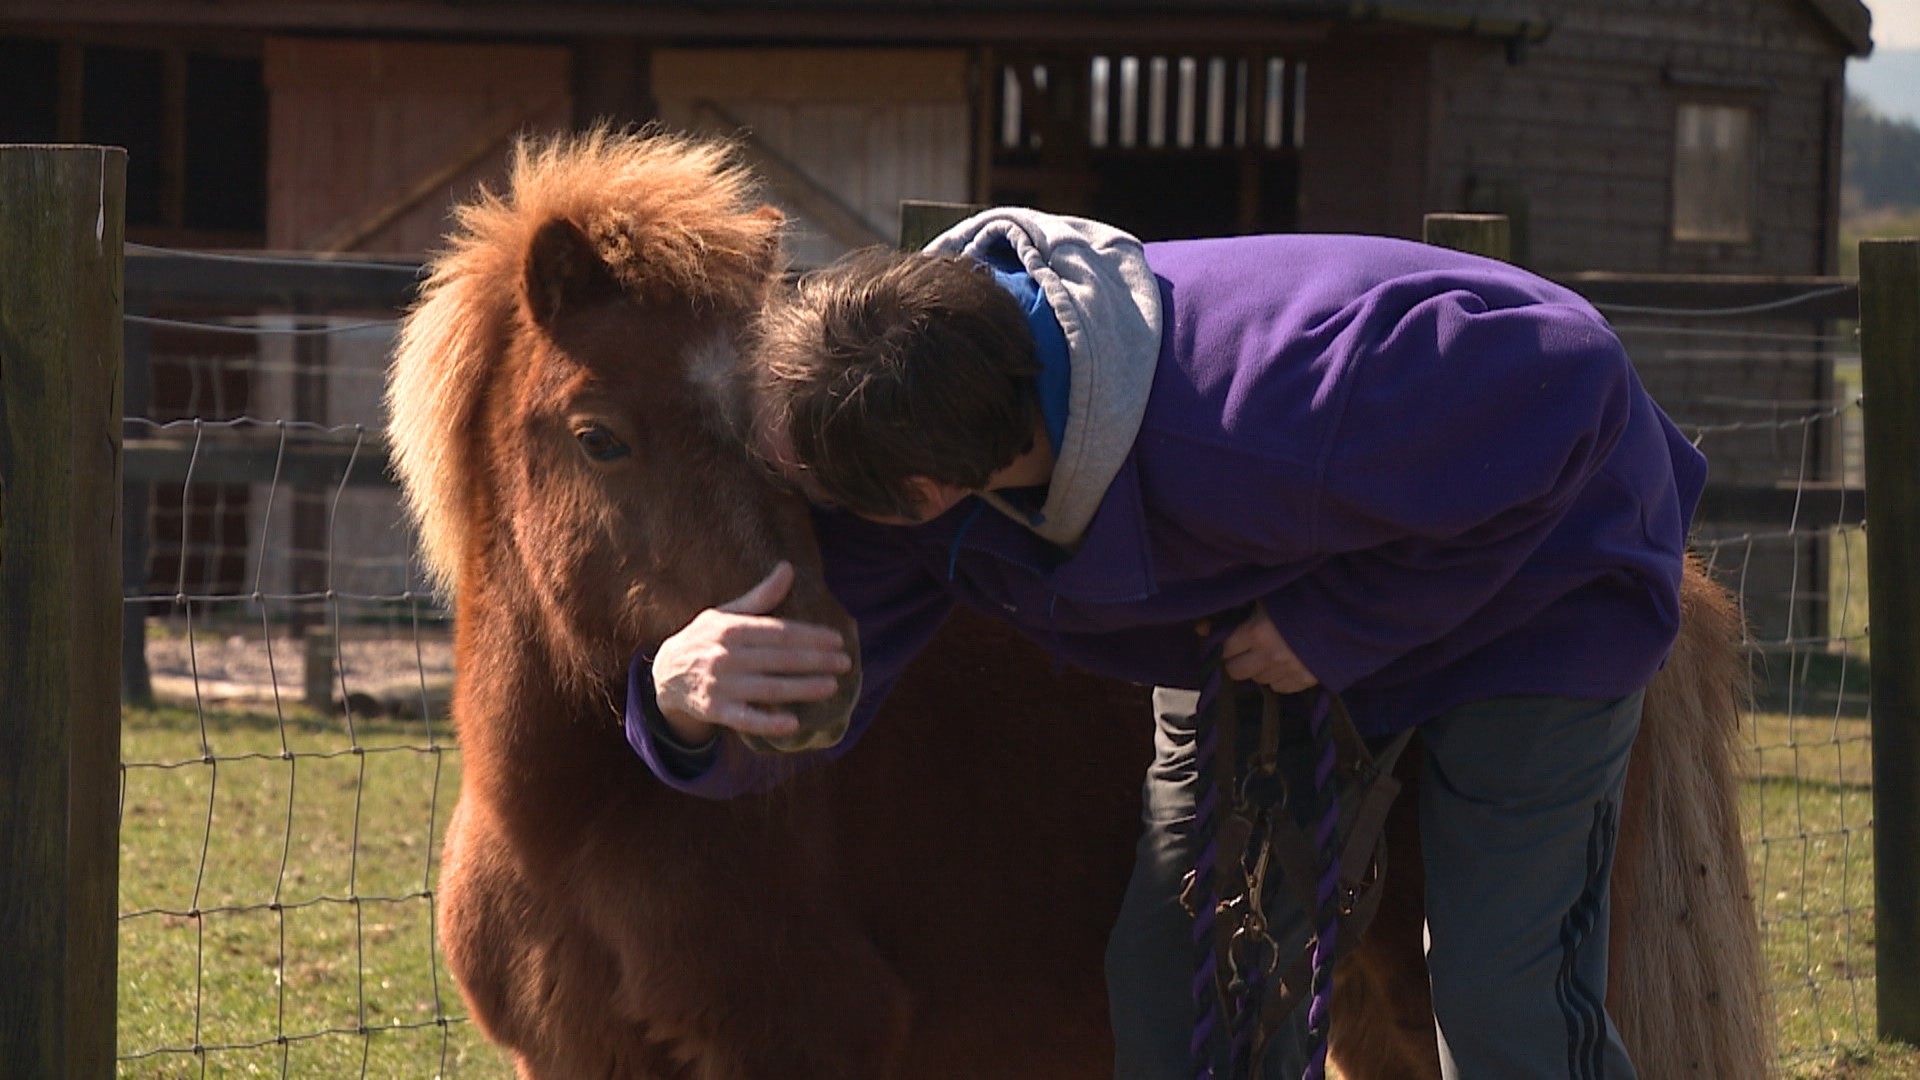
[[116, 702, 513, 1079], [115, 701, 1919, 1078], [1743, 712, 1918, 1077]]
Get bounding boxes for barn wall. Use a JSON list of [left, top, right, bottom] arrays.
[[264, 37, 573, 254], [652, 48, 972, 267], [1425, 0, 1848, 277], [261, 38, 575, 602], [1295, 31, 1439, 238], [1413, 1, 1855, 642]]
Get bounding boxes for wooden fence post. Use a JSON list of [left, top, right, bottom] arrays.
[[898, 200, 984, 252], [1860, 237, 1920, 1048], [121, 320, 153, 705], [0, 144, 126, 1077], [1422, 212, 1512, 262]]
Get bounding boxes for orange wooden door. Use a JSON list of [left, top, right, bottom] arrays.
[[265, 38, 572, 254]]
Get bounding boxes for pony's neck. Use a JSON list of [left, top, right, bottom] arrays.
[[450, 578, 639, 818]]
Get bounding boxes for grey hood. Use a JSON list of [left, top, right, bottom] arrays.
[[926, 208, 1163, 548]]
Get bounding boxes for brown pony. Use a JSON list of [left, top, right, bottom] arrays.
[[386, 128, 1767, 1078]]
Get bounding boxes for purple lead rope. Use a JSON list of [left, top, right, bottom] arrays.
[[1302, 691, 1339, 1080], [1190, 669, 1224, 1079], [1190, 683, 1341, 1080]]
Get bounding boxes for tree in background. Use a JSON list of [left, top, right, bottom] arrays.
[[1843, 94, 1920, 214]]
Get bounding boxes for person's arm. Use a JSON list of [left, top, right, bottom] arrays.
[[1263, 295, 1638, 693], [626, 514, 955, 798]]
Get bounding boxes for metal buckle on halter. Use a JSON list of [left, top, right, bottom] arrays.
[[1223, 814, 1282, 997], [1236, 753, 1286, 814], [1227, 914, 1282, 995], [1240, 827, 1274, 913], [1337, 854, 1382, 918]]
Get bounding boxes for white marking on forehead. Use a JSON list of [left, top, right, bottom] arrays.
[[684, 328, 746, 424]]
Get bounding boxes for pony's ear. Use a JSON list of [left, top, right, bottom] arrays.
[[524, 217, 621, 327]]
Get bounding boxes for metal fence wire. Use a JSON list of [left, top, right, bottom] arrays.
[[119, 418, 463, 1071], [115, 272, 489, 1075], [1597, 290, 1875, 1067], [113, 249, 1882, 1076]]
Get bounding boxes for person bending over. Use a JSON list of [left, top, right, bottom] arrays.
[[627, 209, 1704, 1078]]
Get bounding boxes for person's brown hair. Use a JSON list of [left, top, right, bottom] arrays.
[[755, 248, 1040, 520]]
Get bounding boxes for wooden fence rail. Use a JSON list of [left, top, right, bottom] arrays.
[[115, 224, 1873, 703]]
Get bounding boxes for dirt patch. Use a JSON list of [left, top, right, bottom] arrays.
[[144, 626, 454, 717]]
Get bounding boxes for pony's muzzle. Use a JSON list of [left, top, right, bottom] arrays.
[[738, 667, 862, 755]]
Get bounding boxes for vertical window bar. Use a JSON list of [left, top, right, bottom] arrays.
[[1148, 56, 1169, 148], [1265, 58, 1285, 149], [1205, 57, 1228, 148], [1000, 64, 1022, 149], [1177, 56, 1197, 148], [1118, 56, 1140, 148], [1098, 55, 1113, 147]]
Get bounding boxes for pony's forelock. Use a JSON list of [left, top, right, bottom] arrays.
[[386, 127, 783, 596]]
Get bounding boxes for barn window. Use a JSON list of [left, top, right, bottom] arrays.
[[1672, 102, 1755, 243], [0, 33, 267, 244], [991, 49, 1304, 240]]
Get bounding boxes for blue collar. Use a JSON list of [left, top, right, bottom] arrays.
[[982, 255, 1070, 455]]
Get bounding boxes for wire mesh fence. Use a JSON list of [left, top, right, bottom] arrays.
[[110, 247, 1887, 1076], [1602, 300, 1876, 1068], [114, 260, 502, 1076]]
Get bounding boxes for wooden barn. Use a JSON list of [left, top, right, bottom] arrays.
[[0, 0, 1873, 645], [0, 0, 1872, 270]]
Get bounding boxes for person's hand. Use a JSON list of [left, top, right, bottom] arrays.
[[1199, 603, 1319, 694], [650, 561, 852, 746]]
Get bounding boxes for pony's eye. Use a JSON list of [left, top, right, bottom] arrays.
[[575, 424, 631, 462]]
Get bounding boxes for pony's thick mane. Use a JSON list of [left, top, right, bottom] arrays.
[[386, 127, 782, 595]]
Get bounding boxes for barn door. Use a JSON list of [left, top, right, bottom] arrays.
[[653, 49, 972, 267], [264, 38, 572, 254]]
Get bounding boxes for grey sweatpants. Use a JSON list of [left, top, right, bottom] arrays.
[[1105, 688, 1644, 1080]]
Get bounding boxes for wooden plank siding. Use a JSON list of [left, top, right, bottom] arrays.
[[263, 38, 573, 253], [1400, 0, 1856, 643], [652, 48, 972, 268], [1293, 33, 1437, 238], [1425, 0, 1846, 277]]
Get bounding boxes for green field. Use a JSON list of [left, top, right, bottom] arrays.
[[114, 701, 1918, 1078], [117, 703, 512, 1078]]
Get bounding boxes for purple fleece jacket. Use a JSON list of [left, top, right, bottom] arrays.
[[628, 233, 1707, 799]]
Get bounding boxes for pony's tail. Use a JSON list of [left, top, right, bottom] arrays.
[[1610, 553, 1772, 1078]]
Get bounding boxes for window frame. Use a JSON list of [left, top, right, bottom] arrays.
[[1669, 95, 1762, 247], [0, 30, 267, 247]]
